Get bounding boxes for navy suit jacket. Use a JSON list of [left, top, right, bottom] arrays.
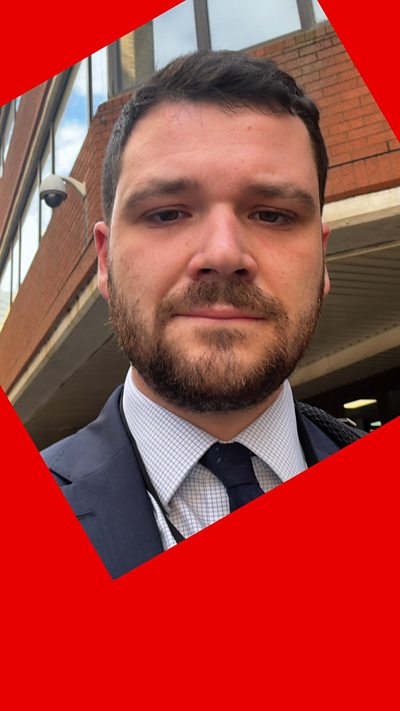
[[42, 386, 343, 579]]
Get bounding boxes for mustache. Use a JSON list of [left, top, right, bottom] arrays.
[[158, 280, 287, 323]]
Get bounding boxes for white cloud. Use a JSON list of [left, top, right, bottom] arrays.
[[55, 120, 87, 175]]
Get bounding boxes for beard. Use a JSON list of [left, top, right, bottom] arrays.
[[108, 273, 324, 413]]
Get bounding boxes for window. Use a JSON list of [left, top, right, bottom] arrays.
[[117, 2, 197, 89], [11, 232, 20, 302], [40, 137, 53, 238], [312, 0, 327, 23], [53, 52, 109, 177], [3, 104, 15, 162], [0, 47, 110, 330], [153, 0, 197, 68], [0, 100, 17, 176], [115, 0, 328, 94], [54, 61, 89, 177], [20, 178, 39, 283], [0, 252, 11, 328], [91, 46, 108, 115], [207, 0, 301, 50]]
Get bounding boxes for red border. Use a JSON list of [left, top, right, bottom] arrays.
[[1, 1, 400, 706]]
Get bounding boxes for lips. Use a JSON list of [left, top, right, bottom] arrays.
[[174, 308, 264, 320]]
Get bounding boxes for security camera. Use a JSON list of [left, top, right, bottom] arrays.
[[39, 175, 68, 208]]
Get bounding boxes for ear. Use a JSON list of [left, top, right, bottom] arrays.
[[321, 222, 331, 297], [94, 221, 110, 300]]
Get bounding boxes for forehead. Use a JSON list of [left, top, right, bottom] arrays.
[[116, 100, 319, 199]]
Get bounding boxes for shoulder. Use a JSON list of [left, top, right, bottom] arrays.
[[41, 384, 164, 577], [297, 401, 366, 447], [41, 385, 129, 484]]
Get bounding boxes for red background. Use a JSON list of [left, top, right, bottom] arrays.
[[1, 1, 399, 707]]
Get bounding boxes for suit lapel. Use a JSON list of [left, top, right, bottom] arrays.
[[43, 387, 164, 578]]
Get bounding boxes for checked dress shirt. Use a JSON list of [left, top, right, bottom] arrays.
[[122, 369, 307, 550]]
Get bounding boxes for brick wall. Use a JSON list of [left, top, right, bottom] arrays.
[[0, 94, 128, 392], [250, 22, 400, 201], [1, 22, 399, 392]]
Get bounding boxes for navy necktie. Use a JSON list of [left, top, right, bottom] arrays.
[[200, 442, 265, 512]]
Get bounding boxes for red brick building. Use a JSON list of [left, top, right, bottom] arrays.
[[1, 1, 399, 447]]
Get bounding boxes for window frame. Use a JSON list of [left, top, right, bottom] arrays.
[[0, 100, 17, 176]]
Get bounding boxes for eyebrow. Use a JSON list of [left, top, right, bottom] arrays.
[[120, 177, 317, 214], [120, 178, 200, 213], [243, 182, 317, 210]]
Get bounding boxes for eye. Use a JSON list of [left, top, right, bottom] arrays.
[[251, 210, 293, 225], [146, 208, 187, 224]]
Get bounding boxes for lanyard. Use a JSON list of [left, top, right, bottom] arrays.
[[119, 393, 185, 544]]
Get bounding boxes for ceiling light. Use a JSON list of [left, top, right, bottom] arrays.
[[343, 399, 377, 410]]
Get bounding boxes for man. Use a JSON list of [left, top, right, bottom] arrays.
[[42, 51, 364, 578]]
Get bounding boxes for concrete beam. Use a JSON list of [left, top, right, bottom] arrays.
[[9, 274, 111, 420], [323, 187, 400, 231], [292, 325, 400, 387]]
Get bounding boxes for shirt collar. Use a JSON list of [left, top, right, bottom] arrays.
[[122, 370, 215, 510], [122, 370, 305, 509], [234, 380, 306, 482]]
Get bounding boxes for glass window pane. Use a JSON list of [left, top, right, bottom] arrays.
[[118, 27, 155, 88], [208, 0, 301, 50], [118, 3, 197, 89], [91, 47, 108, 116], [153, 0, 197, 68], [312, 0, 328, 22], [11, 233, 20, 301], [40, 138, 53, 238], [3, 104, 15, 162], [20, 180, 40, 283], [54, 61, 89, 176], [0, 252, 12, 328]]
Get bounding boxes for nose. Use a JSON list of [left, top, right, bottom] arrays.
[[187, 207, 258, 281]]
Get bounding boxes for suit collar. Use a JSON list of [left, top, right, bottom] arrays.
[[295, 401, 340, 465]]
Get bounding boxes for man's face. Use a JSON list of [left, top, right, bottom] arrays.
[[95, 101, 330, 412]]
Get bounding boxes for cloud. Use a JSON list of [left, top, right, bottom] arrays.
[[55, 120, 87, 175]]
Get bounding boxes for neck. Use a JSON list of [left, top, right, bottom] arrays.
[[131, 369, 282, 441]]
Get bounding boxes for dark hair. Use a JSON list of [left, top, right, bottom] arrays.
[[102, 50, 328, 223]]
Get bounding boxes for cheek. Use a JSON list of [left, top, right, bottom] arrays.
[[260, 246, 323, 308], [113, 256, 138, 293], [114, 243, 185, 308]]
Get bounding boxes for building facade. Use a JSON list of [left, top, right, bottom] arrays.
[[1, 0, 399, 448]]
